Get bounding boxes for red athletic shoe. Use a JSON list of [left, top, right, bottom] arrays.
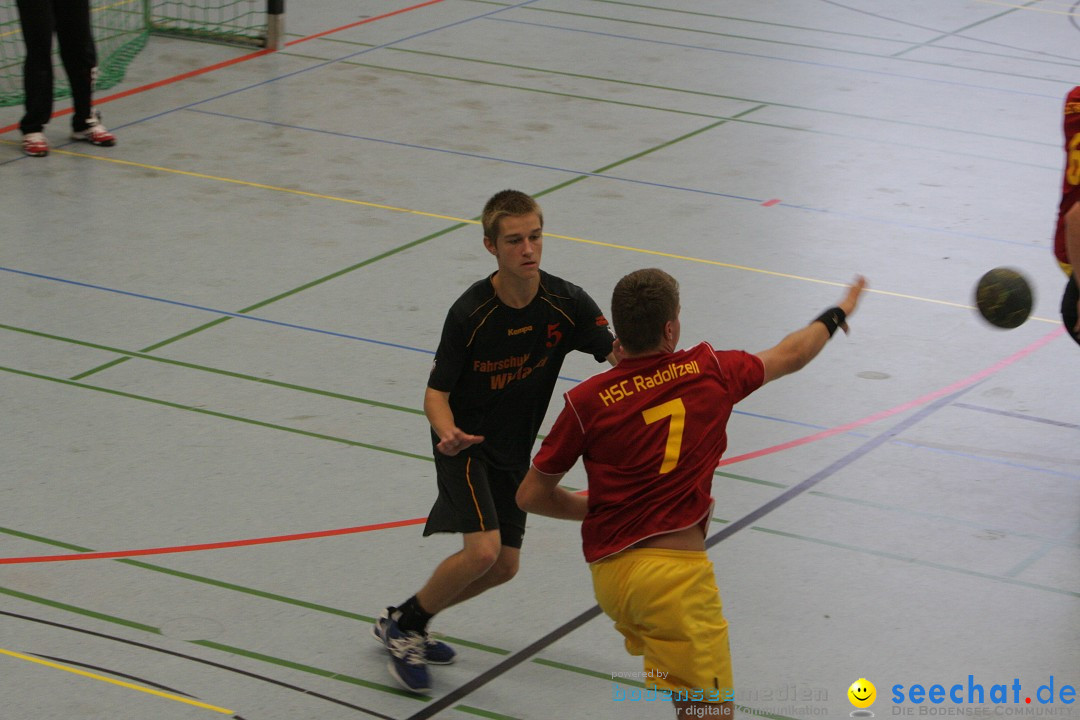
[[71, 110, 116, 147], [22, 132, 49, 157]]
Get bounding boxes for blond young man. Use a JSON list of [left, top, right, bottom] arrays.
[[374, 190, 615, 692]]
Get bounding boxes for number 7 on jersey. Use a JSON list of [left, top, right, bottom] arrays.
[[642, 398, 686, 474]]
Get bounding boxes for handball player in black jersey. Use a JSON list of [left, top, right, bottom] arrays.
[[372, 190, 615, 692]]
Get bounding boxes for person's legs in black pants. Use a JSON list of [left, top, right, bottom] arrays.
[[53, 0, 95, 130], [15, 0, 56, 135]]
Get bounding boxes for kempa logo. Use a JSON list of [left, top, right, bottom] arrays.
[[507, 325, 533, 336]]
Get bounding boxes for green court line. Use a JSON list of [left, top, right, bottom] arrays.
[[188, 639, 423, 699], [0, 364, 433, 462], [3, 324, 1071, 553], [588, 0, 927, 45], [749, 527, 1080, 598], [715, 470, 788, 489], [0, 322, 424, 417], [0, 586, 161, 635], [3, 322, 1071, 553], [806, 490, 1080, 549], [1003, 526, 1080, 578], [68, 222, 470, 381], [889, 0, 1041, 58], [292, 38, 1059, 152], [463, 0, 1079, 87], [541, 0, 1080, 66], [0, 586, 443, 706], [274, 51, 1058, 172], [64, 111, 745, 384]]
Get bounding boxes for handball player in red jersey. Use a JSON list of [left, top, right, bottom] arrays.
[[519, 268, 866, 719], [1053, 86, 1080, 346]]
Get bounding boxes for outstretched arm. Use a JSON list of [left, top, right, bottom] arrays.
[[755, 276, 867, 384]]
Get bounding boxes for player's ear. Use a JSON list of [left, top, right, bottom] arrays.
[[483, 236, 497, 255]]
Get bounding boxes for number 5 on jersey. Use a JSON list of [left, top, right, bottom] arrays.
[[642, 398, 686, 474]]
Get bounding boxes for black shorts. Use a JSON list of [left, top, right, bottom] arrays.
[[1063, 273, 1080, 347], [423, 451, 527, 549]]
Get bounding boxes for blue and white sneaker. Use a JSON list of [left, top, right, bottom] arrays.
[[377, 612, 431, 693], [372, 607, 456, 665]]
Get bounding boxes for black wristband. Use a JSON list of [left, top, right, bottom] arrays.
[[814, 306, 847, 337]]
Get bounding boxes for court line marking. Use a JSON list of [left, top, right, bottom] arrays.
[[401, 329, 1065, 720], [0, 518, 427, 565], [17, 317, 1076, 481], [589, 0, 1079, 63], [485, 15, 1068, 99], [1, 610, 398, 720], [183, 102, 1049, 251], [0, 591, 512, 717], [478, 0, 1076, 82], [975, 0, 1080, 15], [46, 113, 744, 381], [718, 326, 1065, 466], [0, 0, 449, 135], [0, 328, 1064, 566], [303, 42, 1063, 148], [0, 200, 1055, 324], [0, 647, 235, 714]]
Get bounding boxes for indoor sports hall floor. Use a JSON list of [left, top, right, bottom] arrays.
[[1, 1, 1078, 719]]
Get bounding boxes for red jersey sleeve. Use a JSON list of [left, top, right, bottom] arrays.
[[710, 348, 765, 403], [532, 395, 585, 475]]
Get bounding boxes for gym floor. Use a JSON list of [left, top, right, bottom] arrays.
[[1, 1, 1077, 719]]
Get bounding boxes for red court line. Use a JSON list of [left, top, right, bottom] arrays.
[[720, 326, 1065, 466], [0, 517, 426, 565], [0, 328, 1064, 566], [761, 198, 781, 206], [0, 0, 447, 135]]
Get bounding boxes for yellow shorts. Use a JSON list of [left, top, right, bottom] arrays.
[[591, 548, 733, 701]]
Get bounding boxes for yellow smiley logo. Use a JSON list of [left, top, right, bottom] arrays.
[[848, 678, 876, 708]]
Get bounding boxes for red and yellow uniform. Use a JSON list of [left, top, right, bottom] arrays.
[[1054, 86, 1080, 276], [532, 342, 763, 697], [534, 342, 763, 562]]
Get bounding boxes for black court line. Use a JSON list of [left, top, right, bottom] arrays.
[[28, 652, 196, 697], [403, 381, 983, 720], [951, 402, 1080, 431], [1, 611, 396, 720]]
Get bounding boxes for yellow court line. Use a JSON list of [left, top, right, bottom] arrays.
[[0, 647, 235, 715], [6, 142, 1057, 324], [554, 234, 1058, 323]]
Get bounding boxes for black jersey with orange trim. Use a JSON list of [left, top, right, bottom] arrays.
[[428, 270, 613, 470]]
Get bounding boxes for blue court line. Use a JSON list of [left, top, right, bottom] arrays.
[[0, 265, 435, 356], [890, 440, 1080, 481], [0, 0, 544, 170], [106, 0, 547, 134], [485, 16, 1071, 100], [403, 379, 989, 720], [184, 107, 1043, 250]]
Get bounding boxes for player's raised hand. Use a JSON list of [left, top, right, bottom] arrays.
[[837, 275, 868, 333]]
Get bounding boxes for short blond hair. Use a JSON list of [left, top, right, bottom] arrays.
[[481, 189, 543, 241]]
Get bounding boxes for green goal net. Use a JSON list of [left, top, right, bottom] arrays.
[[0, 0, 283, 109]]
